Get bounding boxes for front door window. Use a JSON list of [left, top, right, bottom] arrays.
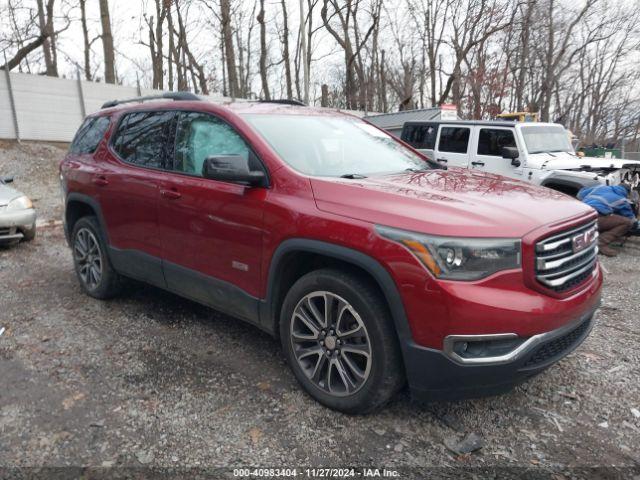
[[174, 112, 250, 177]]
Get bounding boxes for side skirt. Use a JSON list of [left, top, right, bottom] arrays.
[[108, 246, 263, 330]]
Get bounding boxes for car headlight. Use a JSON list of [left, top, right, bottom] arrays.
[[376, 225, 521, 280], [6, 195, 33, 211]]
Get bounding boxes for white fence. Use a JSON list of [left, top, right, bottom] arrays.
[[0, 71, 367, 143]]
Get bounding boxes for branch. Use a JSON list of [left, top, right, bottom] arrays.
[[1, 34, 49, 71]]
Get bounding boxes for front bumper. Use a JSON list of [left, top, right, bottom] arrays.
[[404, 304, 597, 401], [0, 208, 36, 242]]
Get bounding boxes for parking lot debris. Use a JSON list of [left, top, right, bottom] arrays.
[[632, 408, 640, 419], [444, 432, 485, 455], [0, 327, 5, 337]]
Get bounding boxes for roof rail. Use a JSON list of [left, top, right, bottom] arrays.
[[101, 91, 201, 109], [258, 99, 306, 106]]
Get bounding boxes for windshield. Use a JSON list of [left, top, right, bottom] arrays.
[[243, 114, 434, 177], [521, 125, 573, 154]]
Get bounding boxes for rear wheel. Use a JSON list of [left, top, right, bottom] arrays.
[[71, 216, 122, 299], [280, 269, 404, 414]]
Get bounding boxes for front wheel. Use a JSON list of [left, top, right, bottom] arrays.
[[280, 269, 404, 414]]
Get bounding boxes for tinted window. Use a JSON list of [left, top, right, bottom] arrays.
[[112, 111, 174, 168], [477, 129, 516, 156], [174, 112, 250, 176], [402, 123, 438, 149], [438, 127, 470, 153], [70, 116, 110, 154]]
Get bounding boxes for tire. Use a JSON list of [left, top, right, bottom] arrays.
[[71, 216, 122, 299], [21, 224, 36, 242], [280, 268, 404, 414]]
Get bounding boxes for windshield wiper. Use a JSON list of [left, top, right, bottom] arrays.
[[405, 167, 431, 173], [340, 173, 367, 179]]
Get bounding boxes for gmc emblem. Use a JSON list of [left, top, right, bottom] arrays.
[[572, 228, 597, 253]]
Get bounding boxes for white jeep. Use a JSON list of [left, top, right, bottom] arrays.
[[370, 119, 640, 196]]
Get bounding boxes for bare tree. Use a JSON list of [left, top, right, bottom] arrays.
[[280, 0, 293, 99], [1, 34, 49, 71], [99, 0, 116, 83], [257, 0, 270, 100], [36, 0, 57, 76], [321, 0, 380, 109], [220, 0, 239, 97]]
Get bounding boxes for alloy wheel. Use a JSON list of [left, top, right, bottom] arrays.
[[290, 291, 372, 397], [74, 228, 103, 290]]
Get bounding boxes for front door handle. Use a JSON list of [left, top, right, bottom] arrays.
[[437, 158, 448, 164], [92, 175, 109, 186], [160, 189, 182, 200], [471, 161, 485, 167]]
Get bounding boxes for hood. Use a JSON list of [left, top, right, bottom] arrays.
[[310, 168, 594, 238], [531, 152, 640, 171], [0, 184, 22, 206]]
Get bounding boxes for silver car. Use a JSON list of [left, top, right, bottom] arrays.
[[0, 176, 36, 244]]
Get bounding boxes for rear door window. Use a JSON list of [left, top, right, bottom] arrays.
[[112, 111, 174, 169], [438, 127, 470, 153], [70, 116, 110, 154], [402, 123, 438, 149], [477, 129, 516, 156]]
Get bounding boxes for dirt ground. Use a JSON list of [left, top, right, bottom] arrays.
[[1, 142, 639, 478]]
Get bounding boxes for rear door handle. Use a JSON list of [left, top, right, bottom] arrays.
[[92, 175, 109, 186], [160, 189, 182, 200], [471, 161, 485, 166]]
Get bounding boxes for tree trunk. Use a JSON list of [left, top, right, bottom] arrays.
[[379, 49, 388, 112], [257, 0, 270, 100], [221, 0, 239, 97], [281, 0, 293, 100], [299, 0, 309, 104], [80, 0, 92, 80], [321, 84, 329, 107], [36, 0, 57, 76], [99, 0, 116, 83]]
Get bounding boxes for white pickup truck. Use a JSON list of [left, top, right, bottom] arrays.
[[369, 119, 640, 196]]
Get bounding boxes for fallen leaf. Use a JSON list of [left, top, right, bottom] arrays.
[[249, 427, 263, 446], [62, 392, 86, 410]]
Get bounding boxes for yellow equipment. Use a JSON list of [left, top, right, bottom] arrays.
[[496, 112, 539, 122]]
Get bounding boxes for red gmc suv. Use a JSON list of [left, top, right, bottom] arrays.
[[60, 93, 602, 413]]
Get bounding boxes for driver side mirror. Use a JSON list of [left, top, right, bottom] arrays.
[[202, 155, 267, 187], [502, 147, 521, 167], [1, 176, 14, 184]]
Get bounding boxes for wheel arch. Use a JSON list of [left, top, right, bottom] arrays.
[[541, 177, 597, 197], [64, 193, 109, 245], [260, 239, 413, 348]]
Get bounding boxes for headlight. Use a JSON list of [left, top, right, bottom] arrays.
[[377, 225, 521, 281], [6, 195, 33, 211]]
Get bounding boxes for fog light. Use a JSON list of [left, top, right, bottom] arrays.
[[453, 338, 525, 359]]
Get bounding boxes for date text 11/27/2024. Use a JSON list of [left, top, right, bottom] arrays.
[[232, 468, 400, 478]]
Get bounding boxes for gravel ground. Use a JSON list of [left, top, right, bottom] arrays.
[[1, 142, 639, 478], [0, 140, 67, 223]]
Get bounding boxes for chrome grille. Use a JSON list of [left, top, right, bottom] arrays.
[[535, 220, 598, 292]]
